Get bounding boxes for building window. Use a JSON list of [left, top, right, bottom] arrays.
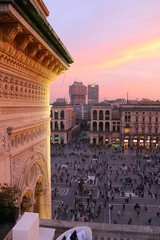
[[93, 121, 97, 131], [99, 122, 103, 131], [105, 122, 110, 132], [105, 110, 110, 120], [136, 117, 138, 122], [54, 121, 58, 130], [54, 110, 58, 119], [125, 113, 131, 122], [54, 134, 59, 143], [60, 121, 64, 130], [142, 117, 145, 122], [149, 117, 151, 122], [99, 110, 103, 120], [60, 110, 64, 119], [93, 110, 97, 120], [156, 117, 158, 123]]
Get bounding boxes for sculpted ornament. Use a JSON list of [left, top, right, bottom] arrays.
[[0, 131, 9, 155], [0, 73, 48, 101], [2, 23, 23, 42]]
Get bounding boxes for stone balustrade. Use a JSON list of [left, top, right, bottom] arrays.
[[40, 219, 160, 240]]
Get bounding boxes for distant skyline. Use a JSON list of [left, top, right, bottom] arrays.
[[44, 0, 160, 103]]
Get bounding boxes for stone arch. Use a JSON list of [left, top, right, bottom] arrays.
[[18, 152, 49, 218], [21, 188, 34, 215]]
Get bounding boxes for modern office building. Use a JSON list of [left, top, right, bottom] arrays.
[[73, 104, 88, 124], [0, 0, 73, 219], [87, 84, 99, 121], [69, 81, 87, 105], [88, 84, 99, 105]]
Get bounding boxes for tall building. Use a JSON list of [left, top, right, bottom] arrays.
[[0, 0, 73, 219], [69, 81, 87, 105], [88, 84, 99, 105]]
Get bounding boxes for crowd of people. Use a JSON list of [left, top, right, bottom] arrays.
[[51, 131, 160, 226]]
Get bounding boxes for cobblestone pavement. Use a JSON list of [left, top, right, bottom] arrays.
[[51, 131, 160, 226]]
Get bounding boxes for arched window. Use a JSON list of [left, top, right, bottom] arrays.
[[60, 110, 64, 119], [93, 110, 97, 120], [54, 121, 58, 130], [99, 110, 103, 120], [99, 122, 103, 132], [93, 122, 97, 131], [54, 110, 58, 119], [60, 121, 64, 130]]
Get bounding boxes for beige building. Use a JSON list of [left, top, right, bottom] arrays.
[[120, 103, 160, 148], [90, 102, 160, 149], [0, 0, 73, 219], [51, 103, 79, 144], [90, 104, 121, 146]]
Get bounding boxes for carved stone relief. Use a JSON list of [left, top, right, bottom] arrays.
[[0, 73, 48, 101], [12, 140, 47, 187], [0, 130, 9, 156]]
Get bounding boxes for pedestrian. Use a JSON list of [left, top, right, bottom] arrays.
[[148, 218, 152, 225], [118, 210, 120, 217], [144, 205, 147, 211]]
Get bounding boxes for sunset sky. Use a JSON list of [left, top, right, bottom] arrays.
[[44, 0, 160, 103]]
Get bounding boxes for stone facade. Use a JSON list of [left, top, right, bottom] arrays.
[[90, 104, 121, 146], [51, 103, 79, 144], [90, 103, 160, 148], [0, 0, 73, 219], [120, 103, 160, 148], [40, 219, 160, 240]]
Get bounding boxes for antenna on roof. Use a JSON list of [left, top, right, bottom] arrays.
[[127, 92, 129, 104]]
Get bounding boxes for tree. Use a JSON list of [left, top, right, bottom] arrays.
[[0, 183, 21, 216]]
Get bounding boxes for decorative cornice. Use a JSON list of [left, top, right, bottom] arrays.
[[26, 43, 42, 57], [0, 40, 65, 81], [0, 12, 69, 80], [2, 22, 23, 42], [16, 34, 33, 51]]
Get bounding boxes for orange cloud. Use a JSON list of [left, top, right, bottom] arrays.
[[94, 38, 160, 70]]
